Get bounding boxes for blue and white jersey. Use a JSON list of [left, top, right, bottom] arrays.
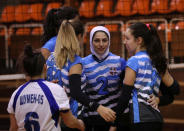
[[127, 51, 163, 123], [42, 36, 57, 52], [7, 79, 69, 131], [81, 52, 126, 117], [46, 53, 87, 116]]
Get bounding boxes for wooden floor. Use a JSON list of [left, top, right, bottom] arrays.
[[0, 69, 184, 130]]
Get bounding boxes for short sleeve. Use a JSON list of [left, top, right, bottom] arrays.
[[7, 90, 17, 114], [48, 82, 70, 111], [58, 87, 70, 110], [69, 55, 82, 69], [126, 56, 138, 73], [42, 36, 57, 52]]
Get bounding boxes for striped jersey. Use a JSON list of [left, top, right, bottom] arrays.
[[81, 53, 126, 118], [7, 79, 69, 131], [127, 51, 163, 123], [46, 53, 87, 116]]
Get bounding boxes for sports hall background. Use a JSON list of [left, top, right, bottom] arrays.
[[0, 0, 184, 130]]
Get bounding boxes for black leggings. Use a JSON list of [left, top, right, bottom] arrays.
[[131, 122, 163, 131], [82, 117, 111, 131], [117, 124, 131, 131]]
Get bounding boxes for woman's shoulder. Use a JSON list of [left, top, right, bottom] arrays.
[[42, 36, 57, 50], [43, 81, 67, 97], [83, 54, 93, 59], [108, 52, 120, 58], [81, 54, 93, 62], [74, 55, 82, 60], [68, 55, 82, 68], [72, 55, 82, 63], [127, 55, 138, 64], [44, 80, 62, 88], [108, 52, 124, 61]]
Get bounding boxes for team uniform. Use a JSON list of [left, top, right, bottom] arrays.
[[46, 53, 87, 117], [42, 36, 57, 52], [7, 79, 69, 131], [81, 53, 126, 127], [127, 51, 163, 129]]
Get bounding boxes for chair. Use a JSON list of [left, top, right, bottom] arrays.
[[15, 4, 31, 22], [170, 0, 177, 12], [31, 27, 43, 35], [104, 24, 119, 32], [175, 21, 184, 30], [79, 0, 95, 18], [87, 25, 97, 32], [151, 0, 171, 14], [176, 0, 184, 13], [45, 2, 62, 15], [132, 0, 151, 15], [114, 0, 134, 16], [96, 0, 115, 17], [0, 5, 15, 23], [29, 3, 44, 21], [15, 28, 31, 35], [157, 23, 166, 30], [151, 0, 157, 13]]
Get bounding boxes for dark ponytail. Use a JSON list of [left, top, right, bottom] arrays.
[[147, 24, 167, 74], [41, 8, 61, 45]]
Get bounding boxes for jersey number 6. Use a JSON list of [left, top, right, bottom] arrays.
[[24, 112, 40, 131]]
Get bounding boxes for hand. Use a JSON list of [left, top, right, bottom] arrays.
[[78, 119, 85, 131], [109, 126, 117, 131], [147, 94, 159, 109], [97, 105, 116, 122]]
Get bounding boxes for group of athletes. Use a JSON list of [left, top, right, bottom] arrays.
[[7, 6, 180, 131]]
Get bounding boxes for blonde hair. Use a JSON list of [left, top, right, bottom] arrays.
[[54, 20, 80, 69]]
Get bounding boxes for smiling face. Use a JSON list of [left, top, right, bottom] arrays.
[[92, 31, 109, 56], [124, 28, 140, 56]]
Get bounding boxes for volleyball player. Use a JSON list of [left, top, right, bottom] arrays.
[[7, 44, 85, 131], [41, 6, 79, 60], [115, 22, 180, 131], [80, 26, 128, 131], [46, 20, 90, 131]]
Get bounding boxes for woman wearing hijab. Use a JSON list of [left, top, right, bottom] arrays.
[[80, 26, 127, 131]]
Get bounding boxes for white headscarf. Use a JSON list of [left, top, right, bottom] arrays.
[[90, 26, 110, 60]]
